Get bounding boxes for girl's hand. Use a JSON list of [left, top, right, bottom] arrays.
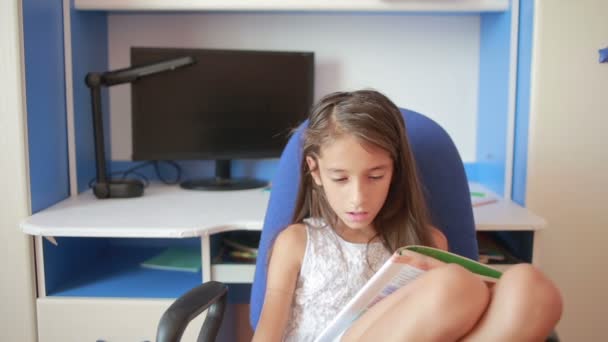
[[397, 249, 497, 289], [396, 249, 446, 271]]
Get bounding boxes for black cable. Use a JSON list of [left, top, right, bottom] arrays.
[[88, 168, 150, 188], [121, 170, 150, 186], [122, 161, 153, 183], [153, 160, 182, 185], [88, 160, 182, 190], [122, 160, 154, 177]]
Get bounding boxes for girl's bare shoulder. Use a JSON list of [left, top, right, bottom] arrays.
[[271, 223, 308, 266], [430, 226, 449, 250], [276, 223, 307, 244]]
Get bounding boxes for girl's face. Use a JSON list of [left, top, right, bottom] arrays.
[[307, 134, 393, 241]]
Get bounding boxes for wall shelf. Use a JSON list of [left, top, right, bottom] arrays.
[[74, 0, 509, 13]]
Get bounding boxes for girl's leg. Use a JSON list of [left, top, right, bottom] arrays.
[[462, 263, 563, 342], [342, 263, 490, 342]]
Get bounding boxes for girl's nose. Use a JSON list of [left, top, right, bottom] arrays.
[[350, 179, 365, 207]]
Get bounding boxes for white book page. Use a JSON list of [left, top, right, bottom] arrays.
[[314, 256, 424, 342]]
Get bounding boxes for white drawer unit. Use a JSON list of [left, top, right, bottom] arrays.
[[37, 297, 206, 342]]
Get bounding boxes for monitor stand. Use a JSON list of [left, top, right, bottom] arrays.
[[180, 159, 268, 191]]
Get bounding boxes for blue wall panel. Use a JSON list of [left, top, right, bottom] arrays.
[[505, 0, 535, 262], [477, 4, 534, 262], [22, 0, 70, 212], [512, 0, 534, 206], [69, 4, 108, 192], [477, 9, 514, 196], [41, 2, 109, 295]]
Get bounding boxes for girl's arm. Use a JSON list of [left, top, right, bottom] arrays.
[[252, 224, 307, 342]]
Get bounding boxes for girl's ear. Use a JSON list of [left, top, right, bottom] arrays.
[[306, 156, 323, 186]]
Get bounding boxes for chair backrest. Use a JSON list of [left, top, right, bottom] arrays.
[[250, 108, 478, 328]]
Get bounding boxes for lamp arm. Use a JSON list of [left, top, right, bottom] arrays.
[[87, 78, 108, 186], [82, 56, 195, 199], [100, 56, 195, 86]]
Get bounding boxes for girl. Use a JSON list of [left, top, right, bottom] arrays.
[[253, 90, 562, 341]]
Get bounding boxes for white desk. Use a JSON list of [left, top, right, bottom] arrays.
[[22, 184, 269, 289], [22, 182, 546, 340], [22, 184, 269, 238], [22, 182, 545, 238], [22, 182, 546, 285], [469, 182, 546, 231]]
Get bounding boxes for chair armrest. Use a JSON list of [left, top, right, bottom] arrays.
[[156, 281, 228, 342]]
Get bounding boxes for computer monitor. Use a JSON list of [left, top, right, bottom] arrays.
[[130, 47, 314, 190]]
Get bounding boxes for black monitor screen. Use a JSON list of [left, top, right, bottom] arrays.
[[130, 47, 314, 161]]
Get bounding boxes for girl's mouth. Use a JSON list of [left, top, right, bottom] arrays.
[[346, 211, 369, 222]]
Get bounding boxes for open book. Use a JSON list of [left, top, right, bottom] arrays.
[[314, 246, 502, 342]]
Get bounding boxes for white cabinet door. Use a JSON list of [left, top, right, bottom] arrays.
[[37, 297, 206, 342]]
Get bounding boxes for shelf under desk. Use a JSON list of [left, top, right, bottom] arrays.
[[47, 244, 202, 298]]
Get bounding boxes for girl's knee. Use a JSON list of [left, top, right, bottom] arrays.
[[424, 264, 490, 333], [429, 264, 487, 296], [430, 263, 490, 301], [502, 264, 562, 309], [499, 264, 563, 334]]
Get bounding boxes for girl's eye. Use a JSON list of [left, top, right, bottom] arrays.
[[331, 177, 348, 183], [369, 175, 384, 180]]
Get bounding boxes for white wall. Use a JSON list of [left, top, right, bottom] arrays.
[[527, 0, 608, 340], [0, 1, 37, 341], [107, 13, 481, 162]]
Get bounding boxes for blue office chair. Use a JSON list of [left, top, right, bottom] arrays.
[[156, 109, 558, 341], [250, 108, 479, 328]]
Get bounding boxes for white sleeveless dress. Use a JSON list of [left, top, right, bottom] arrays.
[[283, 218, 392, 341]]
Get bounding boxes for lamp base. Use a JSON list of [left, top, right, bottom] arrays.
[[93, 179, 144, 199]]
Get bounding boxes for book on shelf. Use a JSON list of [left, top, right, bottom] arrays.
[[314, 246, 502, 342], [476, 232, 522, 265], [223, 237, 258, 255], [216, 231, 260, 263], [470, 189, 499, 207], [140, 246, 201, 273]]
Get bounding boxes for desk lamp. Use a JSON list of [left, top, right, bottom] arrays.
[[85, 56, 196, 199]]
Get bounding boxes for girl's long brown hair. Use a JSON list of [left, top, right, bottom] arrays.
[[291, 90, 436, 252]]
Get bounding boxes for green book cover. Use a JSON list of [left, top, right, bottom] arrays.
[[141, 247, 202, 273], [401, 245, 503, 281]]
